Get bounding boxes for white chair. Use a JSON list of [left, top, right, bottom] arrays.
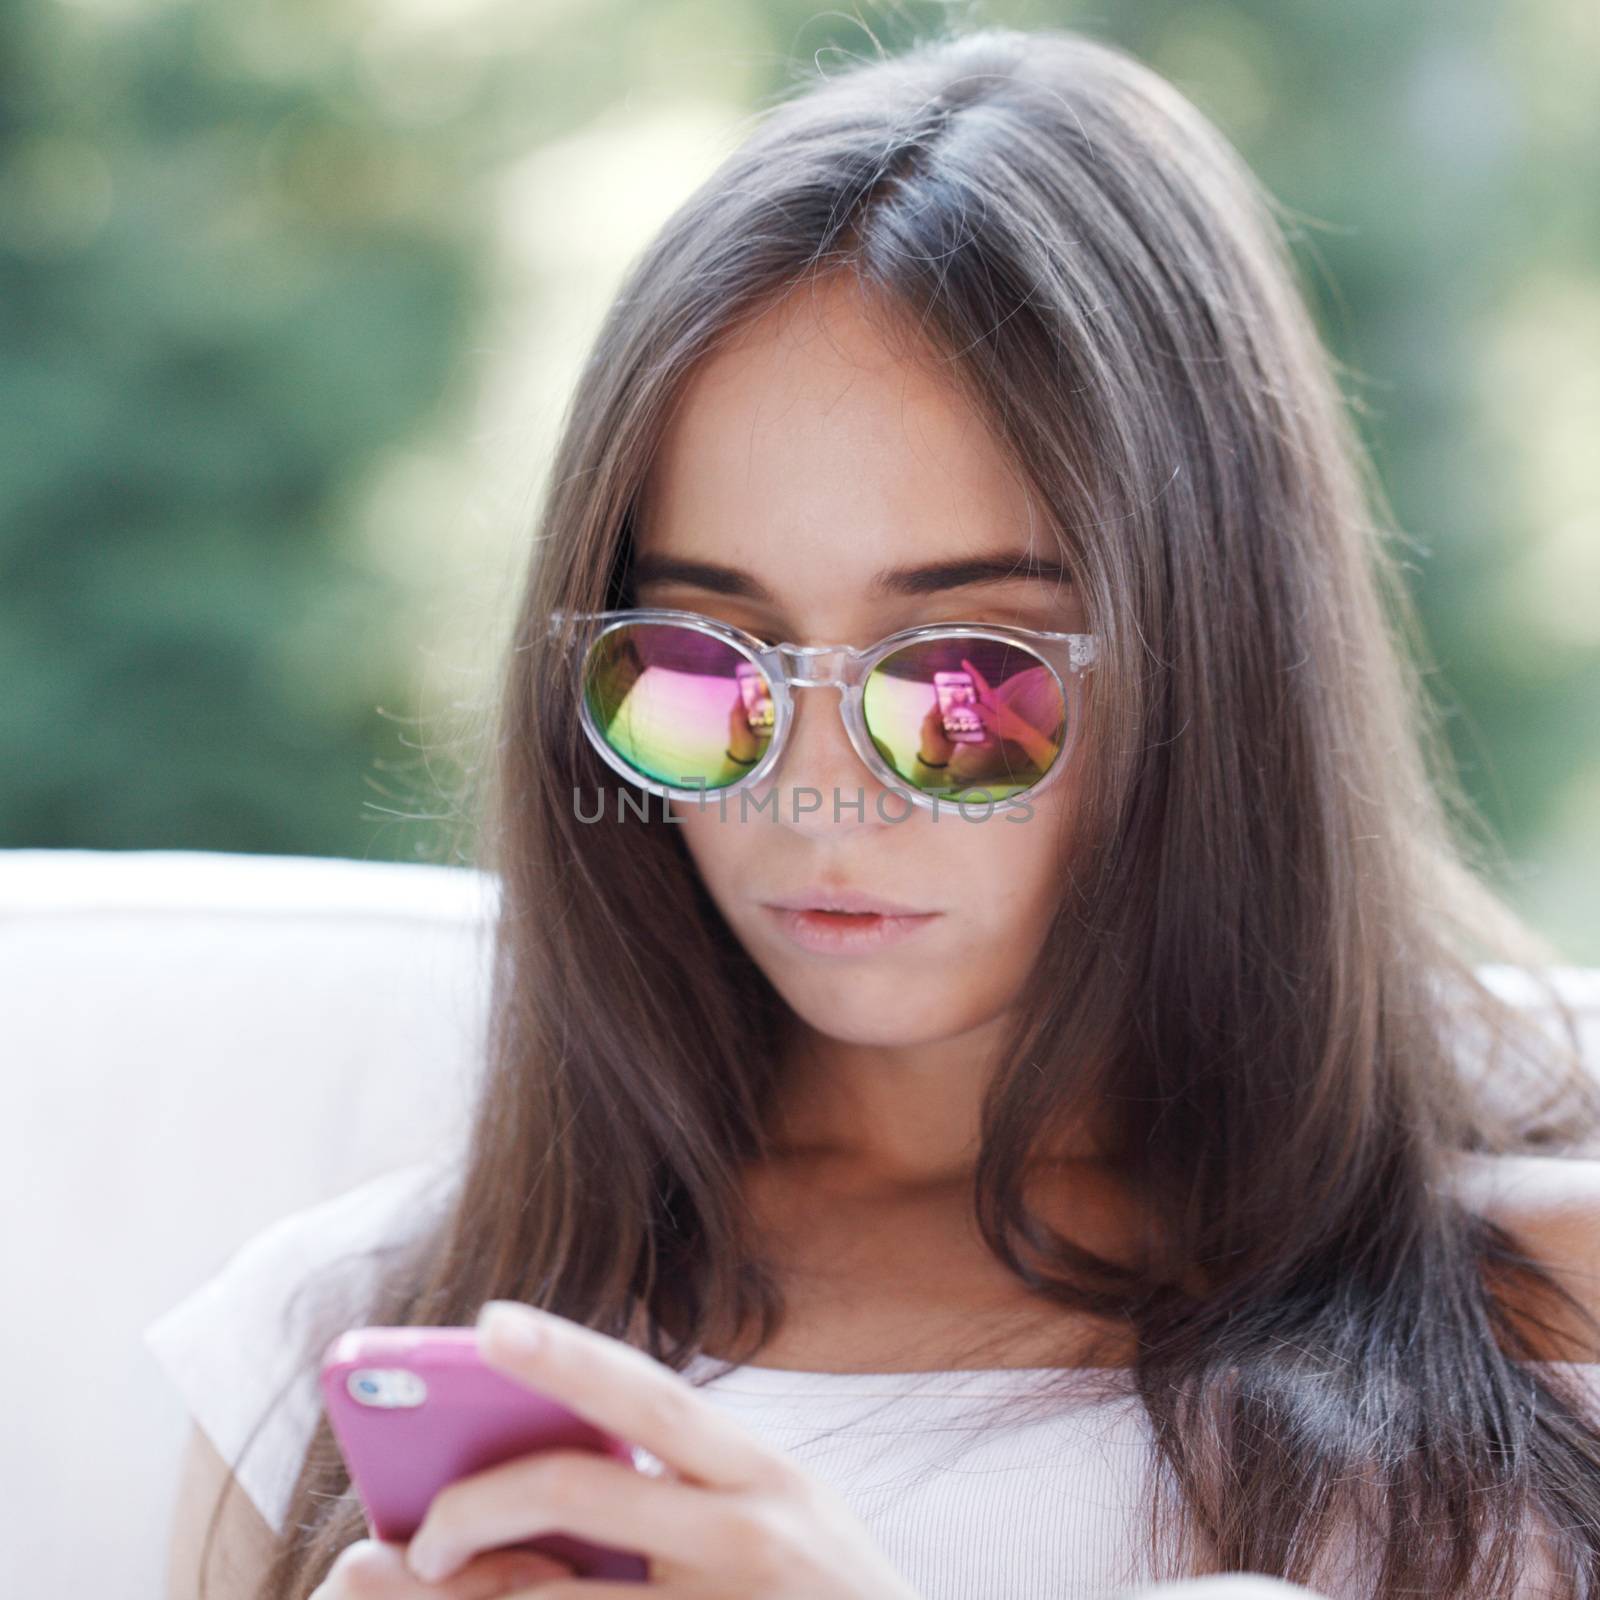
[[1, 846, 1595, 1597]]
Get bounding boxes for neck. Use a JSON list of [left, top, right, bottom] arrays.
[[761, 1011, 1105, 1193]]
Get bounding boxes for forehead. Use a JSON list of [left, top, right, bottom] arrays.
[[634, 277, 1055, 608]]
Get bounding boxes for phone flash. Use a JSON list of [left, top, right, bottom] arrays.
[[347, 1367, 429, 1409]]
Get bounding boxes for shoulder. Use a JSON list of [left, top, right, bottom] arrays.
[[1443, 1152, 1600, 1363], [148, 1157, 452, 1360], [231, 1157, 454, 1297], [163, 1423, 278, 1600], [144, 1157, 455, 1536]]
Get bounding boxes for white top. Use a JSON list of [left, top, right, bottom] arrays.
[[144, 1160, 1597, 1600]]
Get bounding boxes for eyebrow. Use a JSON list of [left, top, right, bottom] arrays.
[[629, 550, 1072, 600]]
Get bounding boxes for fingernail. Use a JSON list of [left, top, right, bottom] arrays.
[[478, 1299, 545, 1353]]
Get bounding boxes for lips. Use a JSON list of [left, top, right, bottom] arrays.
[[761, 903, 941, 957], [758, 885, 942, 958], [760, 886, 935, 917]]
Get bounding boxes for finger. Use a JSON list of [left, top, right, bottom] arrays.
[[313, 1540, 415, 1598], [961, 657, 993, 699], [473, 1300, 799, 1493], [407, 1446, 748, 1585], [317, 1539, 571, 1598], [506, 1583, 676, 1600], [448, 1548, 579, 1596]]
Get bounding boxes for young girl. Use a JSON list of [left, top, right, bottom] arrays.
[[146, 24, 1600, 1600]]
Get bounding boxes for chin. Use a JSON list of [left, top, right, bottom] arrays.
[[791, 1011, 949, 1050], [763, 973, 974, 1048]]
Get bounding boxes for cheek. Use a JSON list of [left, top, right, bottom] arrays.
[[925, 792, 1072, 987], [668, 800, 754, 902]]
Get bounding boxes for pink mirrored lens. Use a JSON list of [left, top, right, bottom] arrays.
[[862, 638, 1066, 799], [582, 622, 774, 790]]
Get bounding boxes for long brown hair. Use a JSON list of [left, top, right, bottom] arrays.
[[229, 24, 1600, 1597]]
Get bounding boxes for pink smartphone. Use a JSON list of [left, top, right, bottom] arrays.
[[319, 1326, 651, 1582], [933, 670, 986, 742], [735, 661, 775, 732]]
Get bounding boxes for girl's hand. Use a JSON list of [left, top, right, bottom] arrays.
[[916, 701, 956, 766], [726, 692, 763, 764], [960, 657, 1060, 772], [401, 1299, 924, 1599], [310, 1539, 576, 1597]]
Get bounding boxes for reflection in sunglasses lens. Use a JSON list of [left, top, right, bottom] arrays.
[[863, 639, 1066, 799], [583, 623, 774, 790]]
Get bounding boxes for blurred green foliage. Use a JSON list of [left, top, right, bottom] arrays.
[[1, 1, 479, 855], [2, 0, 1595, 955]]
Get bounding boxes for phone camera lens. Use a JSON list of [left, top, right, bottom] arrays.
[[347, 1365, 428, 1409]]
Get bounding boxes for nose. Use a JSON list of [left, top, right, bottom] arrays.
[[763, 678, 887, 836]]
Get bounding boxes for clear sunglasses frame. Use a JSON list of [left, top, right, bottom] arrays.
[[548, 605, 1101, 815]]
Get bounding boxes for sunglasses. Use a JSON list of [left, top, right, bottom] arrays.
[[549, 606, 1100, 814]]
